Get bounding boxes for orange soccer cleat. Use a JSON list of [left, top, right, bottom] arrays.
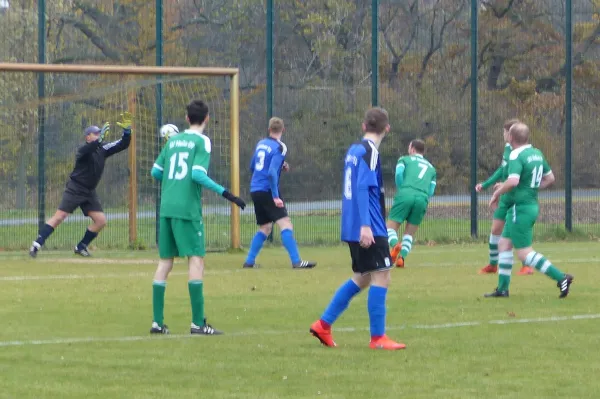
[[479, 264, 498, 274], [310, 320, 336, 347], [517, 266, 535, 275], [390, 243, 401, 262], [369, 335, 406, 350], [396, 256, 405, 268]]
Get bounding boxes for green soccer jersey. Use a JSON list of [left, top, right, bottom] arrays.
[[503, 144, 551, 206], [153, 130, 212, 221], [395, 154, 437, 197]]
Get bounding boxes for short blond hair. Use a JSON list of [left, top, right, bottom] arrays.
[[509, 122, 530, 145], [268, 117, 284, 133]]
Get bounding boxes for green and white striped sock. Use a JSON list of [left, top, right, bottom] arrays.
[[387, 228, 398, 248], [498, 251, 513, 291], [524, 251, 564, 282], [489, 234, 500, 266], [400, 234, 413, 258]]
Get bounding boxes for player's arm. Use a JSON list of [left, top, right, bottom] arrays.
[[493, 157, 522, 197], [193, 139, 245, 209], [429, 171, 437, 198], [268, 152, 285, 199], [76, 141, 101, 160], [103, 113, 132, 158], [540, 159, 555, 189], [395, 158, 405, 187], [151, 146, 167, 181], [480, 166, 503, 190], [357, 156, 378, 227]]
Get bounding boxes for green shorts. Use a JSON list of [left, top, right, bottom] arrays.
[[501, 204, 539, 249], [388, 193, 429, 226], [493, 197, 511, 221], [158, 217, 206, 258]]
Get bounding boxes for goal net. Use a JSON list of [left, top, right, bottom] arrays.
[[0, 63, 240, 252]]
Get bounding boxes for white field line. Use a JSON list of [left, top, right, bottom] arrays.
[[0, 257, 598, 282], [0, 313, 598, 348]]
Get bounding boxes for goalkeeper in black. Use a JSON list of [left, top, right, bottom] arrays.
[[29, 113, 132, 257]]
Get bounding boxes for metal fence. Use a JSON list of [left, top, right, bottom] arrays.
[[0, 0, 599, 251]]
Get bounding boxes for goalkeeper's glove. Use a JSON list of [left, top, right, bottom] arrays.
[[222, 190, 246, 210], [116, 112, 133, 135], [99, 122, 110, 143]]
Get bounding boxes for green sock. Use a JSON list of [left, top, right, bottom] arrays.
[[387, 228, 398, 248], [188, 280, 205, 326], [400, 234, 413, 258], [525, 252, 564, 282], [489, 234, 500, 266], [498, 251, 513, 291], [152, 280, 167, 326]]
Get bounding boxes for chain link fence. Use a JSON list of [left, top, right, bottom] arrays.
[[1, 0, 598, 250]]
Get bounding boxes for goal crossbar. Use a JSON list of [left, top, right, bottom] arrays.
[[0, 62, 241, 250], [0, 62, 239, 76]]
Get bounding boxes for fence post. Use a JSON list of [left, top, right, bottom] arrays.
[[37, 0, 46, 230], [155, 0, 164, 245], [470, 0, 478, 237], [565, 0, 573, 232], [371, 0, 378, 106], [266, 0, 274, 243]]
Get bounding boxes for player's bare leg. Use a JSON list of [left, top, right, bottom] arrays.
[[368, 270, 405, 350], [386, 220, 402, 263], [29, 210, 70, 258], [151, 258, 174, 334], [243, 223, 272, 268], [74, 211, 107, 257], [188, 256, 222, 334], [515, 247, 573, 298], [276, 217, 316, 269], [395, 223, 419, 268]]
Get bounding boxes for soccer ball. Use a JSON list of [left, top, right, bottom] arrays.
[[159, 123, 179, 140]]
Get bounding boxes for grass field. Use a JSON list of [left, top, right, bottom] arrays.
[[1, 242, 599, 398], [2, 213, 600, 252]]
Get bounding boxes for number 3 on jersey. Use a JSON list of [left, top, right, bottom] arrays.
[[255, 150, 266, 171], [168, 152, 189, 180]]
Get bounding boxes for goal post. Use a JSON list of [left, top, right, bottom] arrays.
[[0, 62, 241, 251]]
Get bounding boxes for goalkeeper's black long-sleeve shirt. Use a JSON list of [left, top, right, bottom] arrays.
[[68, 133, 131, 191]]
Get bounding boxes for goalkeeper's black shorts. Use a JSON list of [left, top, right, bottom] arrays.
[[58, 180, 103, 216], [251, 190, 288, 226]]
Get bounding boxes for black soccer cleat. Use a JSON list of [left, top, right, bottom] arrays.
[[191, 318, 223, 335], [292, 260, 317, 269], [150, 322, 170, 335], [484, 288, 509, 298], [242, 262, 259, 268], [29, 242, 41, 258], [557, 274, 574, 298], [74, 244, 91, 257]]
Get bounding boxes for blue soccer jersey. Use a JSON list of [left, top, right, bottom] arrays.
[[341, 139, 387, 242], [249, 137, 287, 198]]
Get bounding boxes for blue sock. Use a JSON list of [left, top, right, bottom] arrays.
[[321, 279, 362, 325], [368, 285, 387, 338], [281, 229, 301, 264], [35, 223, 54, 246], [78, 229, 98, 249], [245, 231, 268, 265]]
